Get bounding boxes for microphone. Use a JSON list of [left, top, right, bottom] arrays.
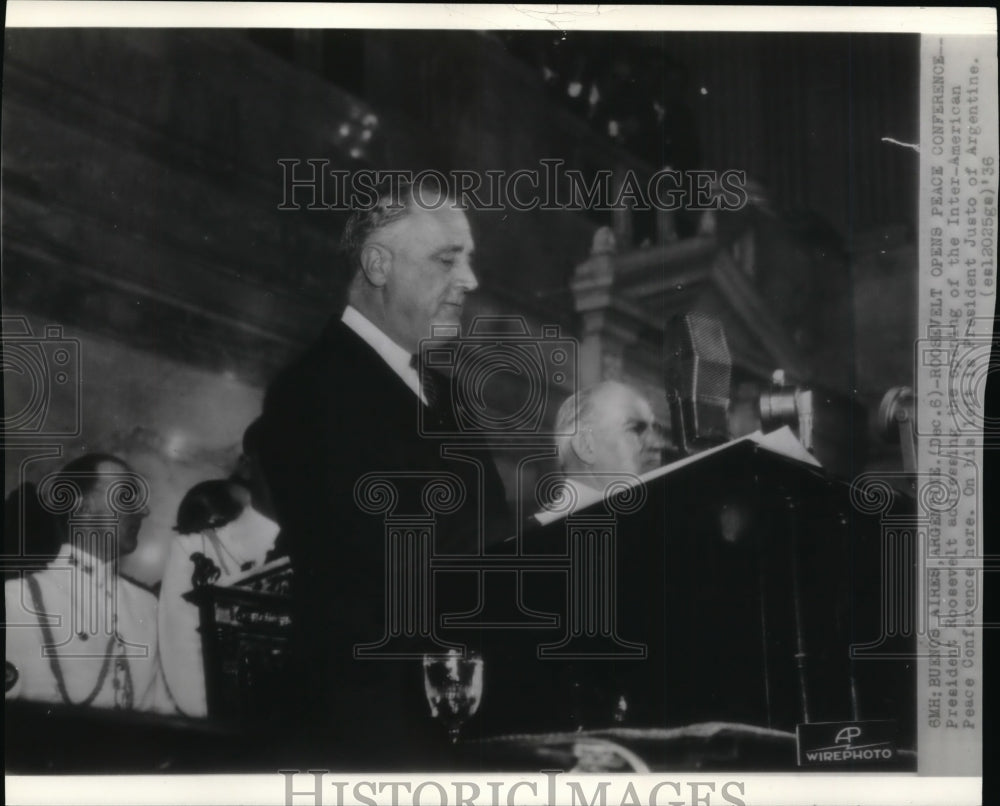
[[758, 369, 815, 454], [666, 313, 733, 455]]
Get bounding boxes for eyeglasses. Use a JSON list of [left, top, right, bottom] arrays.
[[582, 419, 667, 442], [625, 420, 667, 440]]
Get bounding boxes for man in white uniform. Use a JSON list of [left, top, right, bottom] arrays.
[[4, 453, 175, 714]]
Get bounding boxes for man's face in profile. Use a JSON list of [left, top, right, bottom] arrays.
[[587, 386, 664, 477], [375, 201, 478, 353]]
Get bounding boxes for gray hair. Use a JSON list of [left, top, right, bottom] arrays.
[[554, 381, 628, 470], [339, 176, 453, 278]]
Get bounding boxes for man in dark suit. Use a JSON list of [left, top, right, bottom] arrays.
[[248, 180, 510, 764]]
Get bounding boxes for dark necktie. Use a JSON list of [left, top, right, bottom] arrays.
[[410, 354, 441, 410]]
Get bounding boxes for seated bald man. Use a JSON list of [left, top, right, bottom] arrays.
[[5, 453, 175, 714], [543, 380, 667, 515]]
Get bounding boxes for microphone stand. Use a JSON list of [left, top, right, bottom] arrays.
[[667, 387, 690, 457]]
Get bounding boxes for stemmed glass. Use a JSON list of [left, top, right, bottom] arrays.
[[422, 649, 483, 743]]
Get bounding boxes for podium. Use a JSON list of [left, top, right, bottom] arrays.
[[185, 558, 294, 722], [183, 431, 916, 762], [466, 434, 916, 752]]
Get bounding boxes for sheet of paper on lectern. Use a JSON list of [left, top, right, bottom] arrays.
[[534, 426, 819, 526]]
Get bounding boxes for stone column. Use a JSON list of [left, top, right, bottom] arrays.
[[569, 227, 645, 388]]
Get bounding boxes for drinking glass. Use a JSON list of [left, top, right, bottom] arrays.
[[422, 649, 483, 743]]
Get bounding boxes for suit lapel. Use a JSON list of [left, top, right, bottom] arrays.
[[320, 320, 457, 458], [323, 320, 420, 402]]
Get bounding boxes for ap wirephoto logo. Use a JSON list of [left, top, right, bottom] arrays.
[[796, 720, 900, 768]]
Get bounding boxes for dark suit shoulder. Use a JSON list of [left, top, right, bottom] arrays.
[[265, 320, 342, 404], [258, 319, 432, 458], [265, 321, 387, 413]]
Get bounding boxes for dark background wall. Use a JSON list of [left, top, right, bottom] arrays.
[[2, 29, 919, 583]]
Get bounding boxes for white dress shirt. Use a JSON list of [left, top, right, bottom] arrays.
[[5, 543, 176, 714], [341, 305, 427, 405]]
